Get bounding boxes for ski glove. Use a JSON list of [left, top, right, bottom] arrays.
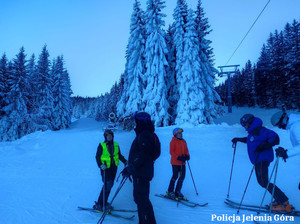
[[275, 147, 288, 162], [121, 164, 135, 178], [177, 155, 186, 162], [185, 154, 190, 161], [231, 137, 246, 144], [100, 164, 107, 170]]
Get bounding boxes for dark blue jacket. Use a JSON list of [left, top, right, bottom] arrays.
[[246, 117, 279, 164]]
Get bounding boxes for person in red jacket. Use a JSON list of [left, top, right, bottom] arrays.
[[166, 128, 190, 200]]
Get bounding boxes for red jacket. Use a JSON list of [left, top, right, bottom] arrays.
[[170, 137, 190, 165]]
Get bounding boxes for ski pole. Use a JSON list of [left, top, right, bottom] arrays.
[[237, 164, 255, 214], [227, 143, 237, 198], [257, 157, 279, 213], [187, 161, 198, 196], [97, 176, 128, 224], [103, 169, 106, 212], [268, 158, 279, 224]]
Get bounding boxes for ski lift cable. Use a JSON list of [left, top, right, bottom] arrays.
[[225, 0, 271, 65]]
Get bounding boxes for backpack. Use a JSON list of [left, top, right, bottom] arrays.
[[152, 133, 161, 161]]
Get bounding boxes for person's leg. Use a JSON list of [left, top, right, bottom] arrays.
[[97, 167, 117, 208], [175, 165, 186, 196], [255, 162, 288, 204], [133, 177, 156, 224], [167, 165, 180, 193]]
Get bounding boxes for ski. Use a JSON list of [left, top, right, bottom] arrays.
[[78, 206, 135, 220], [225, 198, 268, 209], [224, 200, 300, 217], [155, 194, 208, 207]]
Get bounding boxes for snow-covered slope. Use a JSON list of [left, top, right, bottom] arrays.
[[0, 107, 299, 224]]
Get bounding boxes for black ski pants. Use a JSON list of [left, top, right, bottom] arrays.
[[133, 177, 156, 224], [97, 166, 117, 207], [168, 164, 186, 194], [255, 161, 288, 204]]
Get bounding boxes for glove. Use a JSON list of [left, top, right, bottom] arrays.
[[177, 155, 186, 162], [100, 164, 107, 170], [185, 154, 190, 161], [232, 137, 243, 144], [121, 164, 135, 178], [275, 147, 288, 162]]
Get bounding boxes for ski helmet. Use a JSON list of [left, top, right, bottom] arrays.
[[173, 128, 183, 136], [271, 111, 288, 129], [240, 114, 255, 127]]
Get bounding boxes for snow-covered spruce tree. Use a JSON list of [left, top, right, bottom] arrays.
[[175, 9, 207, 125], [0, 47, 30, 141], [0, 54, 9, 119], [143, 0, 170, 126], [51, 56, 72, 130], [27, 54, 39, 115], [36, 45, 54, 130], [194, 3, 221, 122], [117, 0, 146, 117]]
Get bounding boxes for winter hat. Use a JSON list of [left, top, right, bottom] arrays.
[[173, 128, 183, 136], [240, 114, 255, 127], [271, 111, 288, 129], [132, 112, 151, 121], [104, 129, 114, 140]]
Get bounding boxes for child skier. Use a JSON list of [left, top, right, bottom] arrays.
[[232, 114, 293, 212], [94, 129, 127, 211], [166, 128, 190, 200]]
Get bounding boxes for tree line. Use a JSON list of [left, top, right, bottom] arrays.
[[0, 45, 72, 141], [216, 19, 300, 110]]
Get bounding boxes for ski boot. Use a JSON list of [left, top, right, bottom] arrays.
[[93, 201, 103, 211], [166, 191, 176, 199], [271, 201, 294, 212], [175, 192, 187, 201]]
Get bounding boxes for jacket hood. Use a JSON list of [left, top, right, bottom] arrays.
[[247, 117, 263, 134], [134, 119, 155, 134]]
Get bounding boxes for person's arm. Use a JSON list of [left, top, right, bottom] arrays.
[[256, 130, 279, 152], [118, 146, 127, 164], [95, 143, 103, 168]]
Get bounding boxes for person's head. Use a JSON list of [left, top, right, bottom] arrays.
[[240, 114, 255, 130], [271, 111, 289, 129], [173, 127, 183, 139], [104, 129, 114, 142], [132, 112, 154, 133]]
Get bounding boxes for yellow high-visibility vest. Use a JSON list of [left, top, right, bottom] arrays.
[[100, 142, 120, 168]]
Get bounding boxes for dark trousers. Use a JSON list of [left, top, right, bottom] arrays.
[[97, 166, 117, 207], [133, 177, 156, 224], [168, 164, 186, 193], [255, 161, 288, 204]]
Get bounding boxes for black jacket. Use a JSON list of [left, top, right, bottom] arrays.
[[95, 140, 127, 168], [128, 120, 160, 180]]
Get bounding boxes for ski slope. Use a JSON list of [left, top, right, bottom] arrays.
[[0, 107, 299, 224]]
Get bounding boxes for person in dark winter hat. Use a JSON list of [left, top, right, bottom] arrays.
[[232, 114, 293, 212], [166, 128, 190, 200], [93, 129, 127, 211], [121, 112, 161, 224], [271, 110, 300, 191]]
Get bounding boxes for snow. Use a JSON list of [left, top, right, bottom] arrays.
[[0, 107, 299, 224]]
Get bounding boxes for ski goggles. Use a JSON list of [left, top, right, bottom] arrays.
[[132, 112, 151, 121], [173, 128, 183, 136]]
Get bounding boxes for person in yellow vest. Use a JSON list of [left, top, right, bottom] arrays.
[[93, 129, 127, 211]]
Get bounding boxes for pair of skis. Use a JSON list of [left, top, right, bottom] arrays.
[[225, 198, 300, 217], [155, 193, 208, 207], [78, 206, 136, 220]]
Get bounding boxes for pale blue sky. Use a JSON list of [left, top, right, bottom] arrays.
[[0, 0, 299, 97]]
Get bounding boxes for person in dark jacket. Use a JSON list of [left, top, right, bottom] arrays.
[[94, 129, 127, 211], [232, 114, 292, 212], [121, 112, 161, 224]]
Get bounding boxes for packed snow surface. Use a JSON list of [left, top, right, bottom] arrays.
[[1, 107, 299, 224]]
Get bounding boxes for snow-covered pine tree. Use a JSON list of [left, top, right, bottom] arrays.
[[0, 47, 30, 141], [36, 44, 54, 130], [117, 0, 146, 117], [27, 54, 38, 115], [51, 56, 72, 130], [143, 0, 170, 126], [175, 9, 207, 125]]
